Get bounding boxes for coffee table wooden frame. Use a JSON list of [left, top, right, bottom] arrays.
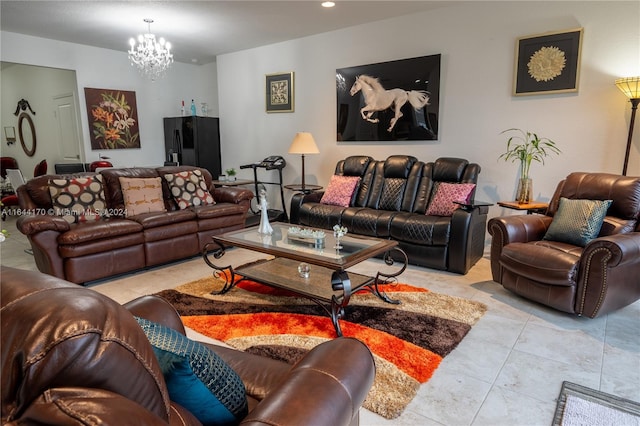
[[202, 223, 408, 336]]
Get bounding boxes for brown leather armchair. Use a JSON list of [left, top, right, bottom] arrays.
[[488, 172, 640, 318], [1, 266, 375, 425]]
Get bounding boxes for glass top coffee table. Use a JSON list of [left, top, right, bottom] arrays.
[[203, 222, 408, 336]]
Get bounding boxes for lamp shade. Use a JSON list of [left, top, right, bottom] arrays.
[[288, 132, 320, 154], [615, 77, 640, 99]]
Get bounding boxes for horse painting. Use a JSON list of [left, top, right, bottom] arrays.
[[349, 75, 430, 132]]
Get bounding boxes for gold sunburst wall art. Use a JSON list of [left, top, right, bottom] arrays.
[[513, 28, 583, 96]]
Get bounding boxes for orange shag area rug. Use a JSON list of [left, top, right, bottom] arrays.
[[155, 274, 486, 419]]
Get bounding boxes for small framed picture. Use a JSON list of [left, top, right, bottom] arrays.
[[265, 71, 294, 113], [513, 28, 583, 96], [4, 126, 16, 143]]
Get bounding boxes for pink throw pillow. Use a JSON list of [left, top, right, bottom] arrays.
[[320, 175, 360, 207], [425, 182, 476, 216]]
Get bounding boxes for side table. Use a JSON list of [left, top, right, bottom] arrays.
[[498, 201, 549, 215], [212, 179, 254, 187], [284, 184, 323, 195]]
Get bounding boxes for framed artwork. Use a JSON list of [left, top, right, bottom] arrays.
[[336, 54, 441, 142], [4, 126, 16, 143], [513, 28, 583, 96], [265, 71, 294, 113], [84, 87, 140, 149]]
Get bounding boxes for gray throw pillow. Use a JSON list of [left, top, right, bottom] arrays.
[[543, 197, 612, 247]]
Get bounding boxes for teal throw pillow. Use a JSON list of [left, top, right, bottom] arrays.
[[543, 197, 612, 247], [135, 317, 248, 426]]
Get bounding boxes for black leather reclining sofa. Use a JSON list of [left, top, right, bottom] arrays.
[[290, 155, 487, 274]]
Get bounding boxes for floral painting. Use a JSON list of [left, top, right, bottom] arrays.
[[84, 87, 140, 149]]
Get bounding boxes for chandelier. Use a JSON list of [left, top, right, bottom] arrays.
[[128, 19, 173, 81]]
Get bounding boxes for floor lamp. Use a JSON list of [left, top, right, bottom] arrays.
[[288, 132, 319, 190], [615, 77, 640, 176]]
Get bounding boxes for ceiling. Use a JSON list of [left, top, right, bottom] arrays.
[[1, 1, 456, 65]]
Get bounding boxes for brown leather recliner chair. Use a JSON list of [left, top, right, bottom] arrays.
[[488, 172, 640, 318], [1, 266, 375, 425]]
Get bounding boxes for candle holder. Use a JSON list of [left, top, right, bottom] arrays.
[[333, 224, 348, 250], [297, 262, 310, 278]]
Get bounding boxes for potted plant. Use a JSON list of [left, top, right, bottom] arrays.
[[225, 168, 237, 181], [499, 128, 561, 204]]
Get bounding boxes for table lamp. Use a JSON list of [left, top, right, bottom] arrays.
[[288, 132, 319, 189], [615, 76, 640, 176]]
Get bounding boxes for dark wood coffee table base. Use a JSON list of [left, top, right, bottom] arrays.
[[203, 251, 406, 336]]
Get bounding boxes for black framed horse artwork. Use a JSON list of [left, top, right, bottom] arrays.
[[337, 54, 441, 142]]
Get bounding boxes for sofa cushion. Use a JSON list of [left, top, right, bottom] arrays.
[[164, 169, 215, 209], [543, 197, 612, 247], [320, 175, 360, 207], [500, 240, 582, 286], [425, 182, 476, 216], [135, 317, 248, 426], [132, 209, 197, 229], [119, 177, 166, 217], [48, 175, 107, 223], [57, 218, 143, 245]]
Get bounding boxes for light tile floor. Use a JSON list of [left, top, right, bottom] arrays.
[[1, 215, 638, 426]]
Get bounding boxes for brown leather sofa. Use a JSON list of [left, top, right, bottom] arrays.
[[15, 166, 253, 284], [290, 155, 487, 274], [1, 266, 375, 425], [488, 172, 640, 317]]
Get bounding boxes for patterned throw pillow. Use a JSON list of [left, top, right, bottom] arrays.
[[48, 175, 106, 223], [425, 182, 476, 216], [163, 169, 215, 209], [119, 177, 166, 217], [543, 197, 612, 247], [320, 175, 360, 207], [135, 317, 248, 425]]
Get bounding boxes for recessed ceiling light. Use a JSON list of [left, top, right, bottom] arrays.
[[322, 1, 335, 8]]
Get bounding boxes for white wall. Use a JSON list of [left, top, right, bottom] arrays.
[[1, 31, 218, 168], [217, 1, 640, 216]]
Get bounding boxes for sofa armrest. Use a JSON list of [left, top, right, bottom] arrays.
[[15, 215, 71, 279], [487, 214, 553, 282], [240, 337, 374, 426], [577, 232, 640, 317], [289, 191, 324, 224], [213, 187, 254, 205], [124, 295, 187, 335], [448, 206, 488, 274], [16, 214, 70, 235]]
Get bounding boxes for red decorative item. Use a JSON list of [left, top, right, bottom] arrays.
[[89, 160, 113, 172]]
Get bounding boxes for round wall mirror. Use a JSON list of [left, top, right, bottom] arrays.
[[18, 112, 36, 157]]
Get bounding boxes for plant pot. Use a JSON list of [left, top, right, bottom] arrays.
[[516, 178, 533, 204], [227, 176, 236, 182]]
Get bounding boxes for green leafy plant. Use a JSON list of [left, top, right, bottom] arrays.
[[225, 168, 236, 176], [499, 128, 561, 179]]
